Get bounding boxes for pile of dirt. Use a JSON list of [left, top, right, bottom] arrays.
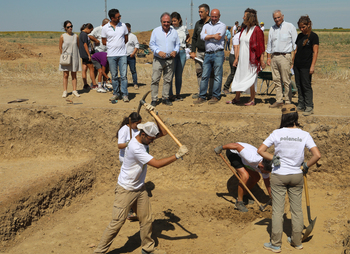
[[0, 38, 38, 60]]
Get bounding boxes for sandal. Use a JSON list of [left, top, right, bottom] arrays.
[[244, 100, 255, 106], [226, 98, 240, 104]]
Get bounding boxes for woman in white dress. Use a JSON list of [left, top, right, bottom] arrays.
[[229, 8, 265, 106], [59, 20, 81, 98]]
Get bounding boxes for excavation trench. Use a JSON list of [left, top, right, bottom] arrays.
[[0, 107, 349, 253]]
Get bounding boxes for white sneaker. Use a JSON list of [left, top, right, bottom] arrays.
[[105, 83, 113, 89], [62, 91, 67, 98], [72, 90, 80, 97], [97, 87, 107, 93]]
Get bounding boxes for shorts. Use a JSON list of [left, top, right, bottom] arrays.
[[226, 150, 244, 169], [81, 57, 92, 64], [92, 59, 102, 70]]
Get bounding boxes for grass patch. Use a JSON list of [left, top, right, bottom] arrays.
[[0, 31, 68, 46]]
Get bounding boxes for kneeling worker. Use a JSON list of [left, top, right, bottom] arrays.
[[94, 106, 188, 254], [214, 142, 272, 212]]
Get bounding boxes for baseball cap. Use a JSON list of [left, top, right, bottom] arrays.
[[281, 104, 297, 115], [137, 122, 159, 137]]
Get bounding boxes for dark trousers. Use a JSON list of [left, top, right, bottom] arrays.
[[294, 67, 313, 110], [223, 53, 237, 90]]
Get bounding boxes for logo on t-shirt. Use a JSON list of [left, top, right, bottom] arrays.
[[280, 136, 302, 142]]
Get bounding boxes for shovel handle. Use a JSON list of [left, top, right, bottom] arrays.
[[218, 153, 264, 210]]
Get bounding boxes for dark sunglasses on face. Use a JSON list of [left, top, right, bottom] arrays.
[[66, 25, 73, 29]]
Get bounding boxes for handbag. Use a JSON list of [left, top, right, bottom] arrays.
[[60, 52, 71, 65]]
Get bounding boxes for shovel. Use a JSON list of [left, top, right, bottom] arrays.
[[302, 173, 317, 241]]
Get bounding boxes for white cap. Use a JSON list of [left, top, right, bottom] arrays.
[[137, 122, 159, 137]]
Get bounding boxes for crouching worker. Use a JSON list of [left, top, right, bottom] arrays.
[[91, 51, 112, 93], [214, 142, 272, 212], [94, 106, 188, 254]]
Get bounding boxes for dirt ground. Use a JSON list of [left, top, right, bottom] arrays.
[[0, 32, 349, 254]]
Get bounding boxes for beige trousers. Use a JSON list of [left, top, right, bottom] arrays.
[[151, 57, 174, 101], [270, 173, 304, 247], [271, 54, 293, 103], [94, 184, 154, 253]]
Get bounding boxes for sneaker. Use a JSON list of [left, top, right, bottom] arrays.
[[92, 85, 98, 90], [62, 91, 67, 98], [296, 106, 305, 112], [208, 97, 219, 104], [72, 90, 80, 97], [193, 98, 206, 104], [287, 236, 303, 250], [151, 101, 157, 107], [134, 84, 139, 90], [97, 87, 107, 93], [263, 242, 281, 253], [269, 102, 283, 108], [174, 95, 183, 101], [192, 93, 199, 99], [303, 108, 314, 116], [162, 98, 173, 106], [123, 96, 129, 102], [105, 83, 113, 89], [234, 201, 248, 212], [141, 248, 167, 254], [83, 84, 90, 90], [109, 95, 118, 101], [243, 195, 254, 205]]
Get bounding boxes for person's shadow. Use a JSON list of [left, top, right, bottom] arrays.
[[107, 184, 197, 254], [254, 214, 314, 243], [216, 175, 270, 204]]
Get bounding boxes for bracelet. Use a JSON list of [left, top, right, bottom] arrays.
[[108, 78, 111, 81]]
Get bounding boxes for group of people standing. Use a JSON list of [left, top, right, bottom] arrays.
[[190, 5, 318, 116], [58, 12, 140, 101]]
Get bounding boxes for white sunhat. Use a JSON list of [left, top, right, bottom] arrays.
[[137, 122, 159, 137]]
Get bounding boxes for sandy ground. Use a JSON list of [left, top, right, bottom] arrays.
[[0, 36, 349, 254]]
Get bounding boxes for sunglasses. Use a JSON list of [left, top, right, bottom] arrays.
[[66, 25, 73, 29]]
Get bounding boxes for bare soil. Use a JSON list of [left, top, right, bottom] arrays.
[[0, 32, 349, 254]]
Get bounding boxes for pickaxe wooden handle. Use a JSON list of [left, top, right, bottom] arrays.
[[140, 99, 182, 147], [218, 153, 265, 211]]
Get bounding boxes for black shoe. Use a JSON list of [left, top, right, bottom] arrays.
[[151, 101, 157, 107], [83, 84, 91, 90], [162, 99, 173, 106]]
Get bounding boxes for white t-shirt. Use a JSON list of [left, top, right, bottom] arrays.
[[263, 128, 316, 175], [118, 137, 153, 190], [230, 32, 240, 55], [89, 25, 107, 52], [230, 142, 269, 179], [126, 33, 139, 56], [118, 125, 140, 162], [172, 25, 189, 48], [101, 22, 128, 57]]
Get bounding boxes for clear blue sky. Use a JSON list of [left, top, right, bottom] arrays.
[[1, 0, 349, 32]]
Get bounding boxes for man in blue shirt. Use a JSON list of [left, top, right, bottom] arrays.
[[194, 9, 226, 105], [149, 12, 180, 107]]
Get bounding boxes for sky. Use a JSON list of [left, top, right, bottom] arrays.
[[1, 0, 349, 33]]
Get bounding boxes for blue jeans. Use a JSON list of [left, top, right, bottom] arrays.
[[199, 50, 224, 99], [107, 56, 128, 96], [169, 49, 187, 96], [127, 56, 138, 84]]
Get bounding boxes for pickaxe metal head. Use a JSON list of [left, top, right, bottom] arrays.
[[137, 90, 151, 115]]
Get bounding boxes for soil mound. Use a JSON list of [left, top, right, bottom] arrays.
[[0, 38, 38, 60]]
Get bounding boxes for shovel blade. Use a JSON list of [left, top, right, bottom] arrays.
[[302, 217, 317, 241]]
